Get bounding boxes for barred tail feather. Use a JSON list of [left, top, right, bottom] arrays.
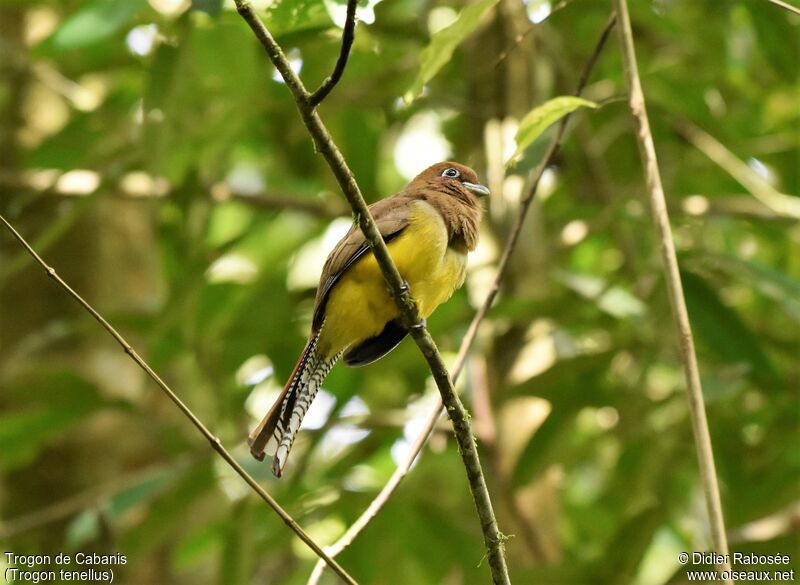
[[248, 332, 340, 477]]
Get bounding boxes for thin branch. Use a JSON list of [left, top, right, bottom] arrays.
[[233, 1, 512, 583], [491, 0, 577, 69], [229, 191, 347, 218], [764, 0, 800, 16], [308, 0, 358, 107], [0, 173, 341, 293], [675, 119, 800, 219], [0, 214, 359, 585], [0, 170, 346, 219], [308, 12, 618, 584], [613, 0, 732, 581]]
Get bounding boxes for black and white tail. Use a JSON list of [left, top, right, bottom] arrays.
[[248, 333, 340, 477]]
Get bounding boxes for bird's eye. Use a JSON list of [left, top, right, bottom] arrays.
[[441, 168, 460, 178]]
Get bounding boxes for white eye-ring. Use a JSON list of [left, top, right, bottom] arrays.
[[442, 168, 460, 178]]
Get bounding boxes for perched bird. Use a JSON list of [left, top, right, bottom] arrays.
[[249, 162, 489, 476]]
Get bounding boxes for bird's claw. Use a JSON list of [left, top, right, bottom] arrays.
[[411, 319, 427, 331], [390, 280, 410, 297]]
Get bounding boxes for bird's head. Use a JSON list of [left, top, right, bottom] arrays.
[[413, 162, 490, 201]]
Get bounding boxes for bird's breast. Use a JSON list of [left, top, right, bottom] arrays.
[[317, 200, 467, 358], [389, 200, 467, 317]]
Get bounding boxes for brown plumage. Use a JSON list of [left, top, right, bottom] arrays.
[[249, 162, 489, 476]]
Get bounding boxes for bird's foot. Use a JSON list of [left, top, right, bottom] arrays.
[[411, 318, 427, 331], [390, 279, 410, 298]]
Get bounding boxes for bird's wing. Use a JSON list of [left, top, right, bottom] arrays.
[[311, 195, 412, 332]]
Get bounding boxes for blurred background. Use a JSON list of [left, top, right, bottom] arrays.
[[1, 0, 798, 583]]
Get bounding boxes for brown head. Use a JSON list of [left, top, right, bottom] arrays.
[[408, 161, 490, 202], [403, 161, 489, 252]]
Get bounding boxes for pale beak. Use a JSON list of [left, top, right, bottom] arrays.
[[463, 182, 490, 197]]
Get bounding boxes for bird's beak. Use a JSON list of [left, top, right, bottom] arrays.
[[463, 182, 490, 197]]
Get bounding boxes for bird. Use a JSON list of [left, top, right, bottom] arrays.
[[248, 161, 489, 477]]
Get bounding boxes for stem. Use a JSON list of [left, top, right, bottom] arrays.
[[613, 0, 731, 580], [308, 0, 358, 107], [764, 0, 800, 16]]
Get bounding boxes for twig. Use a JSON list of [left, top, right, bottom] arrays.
[[308, 12, 618, 584], [229, 191, 346, 218], [233, 1, 512, 583], [308, 0, 358, 107], [0, 214, 359, 585], [764, 0, 800, 16], [675, 119, 800, 219], [491, 0, 576, 69], [1, 178, 344, 221], [613, 0, 732, 581]]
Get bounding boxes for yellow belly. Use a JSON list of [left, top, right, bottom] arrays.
[[318, 200, 467, 358]]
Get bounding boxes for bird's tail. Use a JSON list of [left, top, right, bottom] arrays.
[[248, 334, 339, 477]]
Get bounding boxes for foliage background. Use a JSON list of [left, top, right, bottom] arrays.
[[0, 0, 798, 583]]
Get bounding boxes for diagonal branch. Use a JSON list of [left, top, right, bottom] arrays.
[[764, 0, 800, 16], [675, 119, 800, 219], [0, 214, 358, 585], [308, 0, 359, 107], [233, 2, 511, 583], [308, 12, 618, 584], [613, 0, 732, 581]]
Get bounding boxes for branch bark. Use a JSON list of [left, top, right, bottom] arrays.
[[233, 1, 511, 583], [308, 11, 618, 584], [308, 0, 358, 107], [613, 0, 732, 581], [0, 214, 359, 585], [764, 0, 800, 16]]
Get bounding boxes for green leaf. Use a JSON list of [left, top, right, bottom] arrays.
[[106, 467, 181, 519], [46, 0, 148, 50], [404, 0, 499, 103], [66, 509, 101, 548], [262, 0, 334, 36], [508, 96, 598, 164]]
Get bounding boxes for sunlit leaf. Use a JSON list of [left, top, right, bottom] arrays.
[[262, 0, 334, 35], [404, 0, 499, 103], [66, 509, 101, 548], [45, 0, 148, 50], [508, 96, 598, 164]]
